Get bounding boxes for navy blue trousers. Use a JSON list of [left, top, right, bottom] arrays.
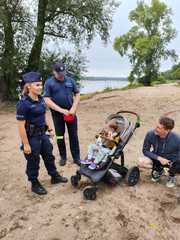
[[51, 111, 80, 161], [24, 134, 57, 182]]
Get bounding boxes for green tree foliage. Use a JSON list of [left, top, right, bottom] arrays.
[[39, 49, 87, 83], [0, 0, 32, 100], [113, 0, 177, 86], [27, 0, 118, 71], [0, 0, 118, 100], [163, 62, 180, 80]]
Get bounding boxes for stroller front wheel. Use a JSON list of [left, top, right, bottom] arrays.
[[83, 187, 97, 200], [126, 166, 140, 186]]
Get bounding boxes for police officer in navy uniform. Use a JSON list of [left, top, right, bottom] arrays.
[[16, 72, 68, 195], [43, 63, 81, 166]]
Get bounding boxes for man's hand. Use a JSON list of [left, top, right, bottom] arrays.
[[158, 156, 170, 165], [69, 106, 76, 115], [44, 97, 70, 115], [63, 109, 70, 115], [24, 144, 31, 155]]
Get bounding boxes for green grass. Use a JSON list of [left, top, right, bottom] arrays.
[[80, 92, 99, 100], [120, 83, 143, 90], [0, 101, 16, 112]]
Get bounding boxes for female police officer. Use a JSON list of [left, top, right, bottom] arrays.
[[16, 72, 68, 195]]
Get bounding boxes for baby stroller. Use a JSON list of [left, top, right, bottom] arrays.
[[71, 111, 141, 200]]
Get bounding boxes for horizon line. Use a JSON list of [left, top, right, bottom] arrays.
[[83, 75, 128, 78]]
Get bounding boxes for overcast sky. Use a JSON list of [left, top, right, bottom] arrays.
[[85, 0, 180, 77]]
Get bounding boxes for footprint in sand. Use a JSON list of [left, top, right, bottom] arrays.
[[9, 221, 24, 232], [0, 228, 8, 239], [114, 208, 129, 227], [165, 193, 176, 199], [50, 238, 61, 240], [51, 202, 63, 209], [10, 209, 29, 223], [126, 233, 139, 240], [160, 200, 176, 210], [171, 216, 180, 224]]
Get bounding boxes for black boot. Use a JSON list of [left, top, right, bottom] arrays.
[[59, 158, 67, 166], [31, 180, 47, 195], [51, 173, 68, 184]]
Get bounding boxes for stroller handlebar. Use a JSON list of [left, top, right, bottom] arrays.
[[116, 111, 140, 128]]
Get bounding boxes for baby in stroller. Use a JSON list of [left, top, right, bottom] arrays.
[[81, 118, 123, 170]]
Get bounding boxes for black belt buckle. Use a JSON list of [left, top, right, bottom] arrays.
[[27, 124, 46, 136]]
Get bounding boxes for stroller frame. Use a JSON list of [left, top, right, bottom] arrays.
[[71, 111, 141, 200]]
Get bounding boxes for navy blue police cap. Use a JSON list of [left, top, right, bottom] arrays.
[[22, 72, 42, 83], [52, 63, 66, 75]]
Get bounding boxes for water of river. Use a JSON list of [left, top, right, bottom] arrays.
[[80, 79, 128, 94]]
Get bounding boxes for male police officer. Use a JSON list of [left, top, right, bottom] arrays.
[[44, 63, 81, 166]]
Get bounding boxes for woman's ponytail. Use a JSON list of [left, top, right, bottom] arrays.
[[22, 83, 30, 96]]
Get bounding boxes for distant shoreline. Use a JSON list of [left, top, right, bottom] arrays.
[[82, 76, 128, 81], [80, 77, 128, 94]]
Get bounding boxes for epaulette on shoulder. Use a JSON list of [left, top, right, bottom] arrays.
[[65, 75, 73, 82], [21, 95, 28, 101], [47, 76, 54, 81]]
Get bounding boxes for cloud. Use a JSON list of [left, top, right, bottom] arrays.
[[86, 0, 180, 77]]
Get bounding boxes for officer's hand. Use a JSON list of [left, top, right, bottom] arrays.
[[48, 130, 54, 138], [24, 144, 32, 155], [63, 109, 70, 115], [69, 107, 76, 115]]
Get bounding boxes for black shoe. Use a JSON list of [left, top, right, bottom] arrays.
[[74, 159, 81, 166], [51, 173, 68, 184], [151, 169, 164, 182], [31, 180, 47, 195], [59, 158, 67, 166]]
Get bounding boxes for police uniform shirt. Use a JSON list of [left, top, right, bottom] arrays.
[[43, 75, 79, 109], [16, 95, 46, 126]]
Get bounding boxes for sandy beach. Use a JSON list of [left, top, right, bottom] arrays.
[[0, 83, 180, 240]]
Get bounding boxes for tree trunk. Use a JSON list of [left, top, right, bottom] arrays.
[[26, 0, 48, 71], [0, 1, 17, 100], [144, 58, 154, 86]]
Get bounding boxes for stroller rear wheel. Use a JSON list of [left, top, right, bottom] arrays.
[[71, 171, 81, 187], [126, 166, 140, 186], [83, 187, 97, 200], [76, 171, 81, 181]]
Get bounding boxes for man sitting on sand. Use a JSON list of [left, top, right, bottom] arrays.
[[139, 116, 180, 187]]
